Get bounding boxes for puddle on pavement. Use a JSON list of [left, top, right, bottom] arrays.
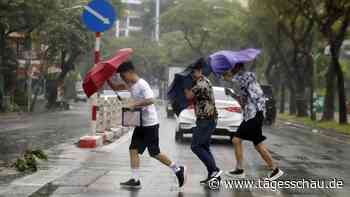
[[29, 183, 59, 197]]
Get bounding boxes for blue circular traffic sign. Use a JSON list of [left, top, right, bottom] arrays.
[[82, 0, 117, 32]]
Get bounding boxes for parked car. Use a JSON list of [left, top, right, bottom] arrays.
[[261, 85, 276, 125], [100, 90, 131, 100], [75, 89, 87, 102], [175, 87, 243, 142]]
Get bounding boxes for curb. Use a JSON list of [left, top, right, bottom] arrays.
[[78, 135, 103, 148], [277, 118, 350, 144], [79, 127, 131, 148]]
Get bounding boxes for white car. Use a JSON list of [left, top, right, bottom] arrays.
[[75, 89, 87, 102], [101, 90, 131, 100], [175, 87, 243, 141]]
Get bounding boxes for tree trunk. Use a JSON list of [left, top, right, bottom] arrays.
[[289, 87, 297, 115], [332, 55, 348, 124], [280, 82, 286, 113], [0, 32, 4, 69], [294, 58, 308, 117], [295, 82, 308, 117], [46, 79, 58, 109], [30, 80, 41, 112], [310, 85, 316, 121], [0, 33, 4, 109], [322, 62, 336, 121]]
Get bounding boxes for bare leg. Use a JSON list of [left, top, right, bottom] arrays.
[[152, 152, 172, 167], [130, 149, 140, 169], [232, 137, 244, 169], [255, 143, 276, 170]]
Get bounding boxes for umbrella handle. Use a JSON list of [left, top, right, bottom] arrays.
[[114, 91, 123, 101]]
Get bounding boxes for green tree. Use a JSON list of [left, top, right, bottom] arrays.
[[161, 0, 215, 56], [289, 0, 350, 124], [0, 0, 57, 110]]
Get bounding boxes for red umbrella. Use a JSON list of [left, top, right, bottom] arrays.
[[83, 48, 133, 97]]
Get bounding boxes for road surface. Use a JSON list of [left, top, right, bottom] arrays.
[[0, 103, 349, 196]]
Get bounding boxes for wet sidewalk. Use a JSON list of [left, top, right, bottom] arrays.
[[0, 131, 249, 197], [1, 111, 349, 197]]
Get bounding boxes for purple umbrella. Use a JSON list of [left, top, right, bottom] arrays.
[[209, 48, 261, 76]]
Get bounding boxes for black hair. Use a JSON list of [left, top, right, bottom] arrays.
[[117, 61, 135, 73], [230, 62, 245, 75], [192, 57, 206, 70], [235, 62, 245, 70]]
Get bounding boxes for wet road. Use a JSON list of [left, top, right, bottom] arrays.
[[0, 104, 349, 196], [0, 103, 90, 163]]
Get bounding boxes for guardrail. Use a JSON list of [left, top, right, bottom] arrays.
[[96, 97, 129, 133]]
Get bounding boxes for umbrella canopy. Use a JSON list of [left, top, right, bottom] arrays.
[[209, 48, 261, 76], [167, 58, 212, 115], [83, 48, 133, 97]]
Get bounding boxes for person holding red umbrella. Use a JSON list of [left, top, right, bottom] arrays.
[[107, 61, 187, 189], [209, 49, 284, 181]]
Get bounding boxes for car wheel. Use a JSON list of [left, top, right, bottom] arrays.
[[167, 110, 174, 118], [175, 130, 183, 142]]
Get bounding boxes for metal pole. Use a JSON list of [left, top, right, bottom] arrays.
[[25, 34, 32, 112], [155, 0, 160, 42], [126, 15, 130, 37], [115, 20, 120, 38], [90, 32, 101, 136]]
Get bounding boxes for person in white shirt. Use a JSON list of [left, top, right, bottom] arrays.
[[107, 61, 186, 189]]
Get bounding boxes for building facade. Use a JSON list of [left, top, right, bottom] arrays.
[[116, 0, 143, 37]]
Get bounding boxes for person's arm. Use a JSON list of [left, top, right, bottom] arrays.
[[232, 75, 250, 107], [106, 79, 128, 91], [184, 88, 195, 100], [130, 99, 155, 108], [247, 82, 264, 104]]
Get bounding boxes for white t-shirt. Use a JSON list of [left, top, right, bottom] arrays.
[[129, 78, 159, 126]]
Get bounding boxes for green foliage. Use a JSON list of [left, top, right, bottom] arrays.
[[38, 1, 93, 66], [102, 35, 166, 83], [14, 149, 48, 172], [0, 0, 58, 34], [0, 0, 58, 98], [161, 0, 246, 56]]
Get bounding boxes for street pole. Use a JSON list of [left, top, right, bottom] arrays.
[[126, 10, 130, 37], [90, 32, 101, 136], [155, 0, 160, 42], [25, 34, 32, 112], [115, 20, 120, 38]]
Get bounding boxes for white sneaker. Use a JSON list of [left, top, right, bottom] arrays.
[[211, 170, 223, 178], [265, 168, 284, 181]]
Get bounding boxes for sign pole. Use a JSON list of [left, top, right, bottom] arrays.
[[95, 32, 101, 64], [90, 32, 101, 136], [80, 0, 117, 148]]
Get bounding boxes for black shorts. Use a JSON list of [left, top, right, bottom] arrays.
[[230, 111, 266, 146], [129, 124, 160, 157]]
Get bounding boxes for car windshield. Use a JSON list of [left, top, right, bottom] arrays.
[[214, 89, 235, 101], [102, 90, 115, 95]]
